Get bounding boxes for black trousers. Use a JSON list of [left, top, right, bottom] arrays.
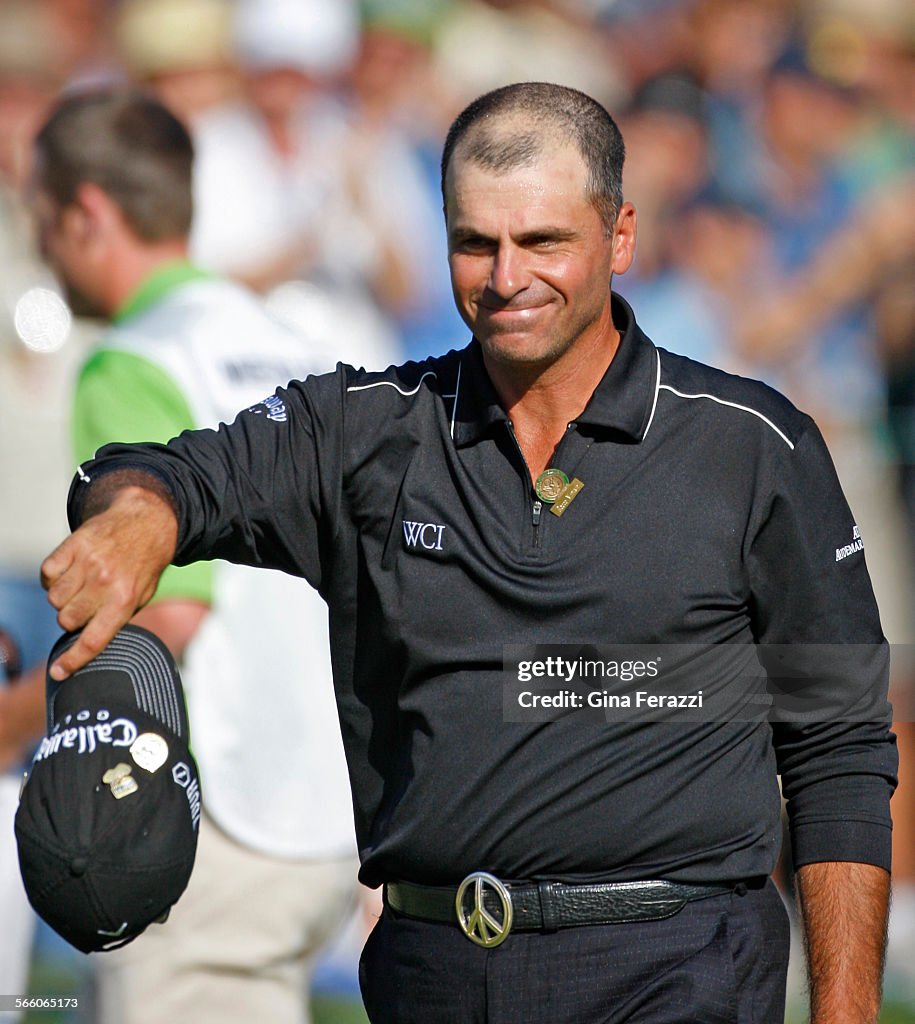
[[359, 879, 790, 1024]]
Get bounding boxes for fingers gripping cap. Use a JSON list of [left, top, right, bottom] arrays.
[[15, 625, 201, 953]]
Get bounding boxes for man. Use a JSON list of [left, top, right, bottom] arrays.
[[40, 83, 896, 1024], [28, 90, 362, 1023]]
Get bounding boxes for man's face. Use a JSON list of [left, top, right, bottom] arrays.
[[31, 186, 105, 318], [445, 141, 622, 373]]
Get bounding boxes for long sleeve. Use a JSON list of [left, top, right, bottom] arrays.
[[69, 371, 345, 597], [746, 417, 897, 869]]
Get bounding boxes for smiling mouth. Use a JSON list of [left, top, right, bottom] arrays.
[[479, 303, 546, 315]]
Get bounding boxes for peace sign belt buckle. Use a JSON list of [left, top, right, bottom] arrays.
[[455, 871, 513, 947]]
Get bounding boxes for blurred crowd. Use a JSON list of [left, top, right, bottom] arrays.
[[1, 0, 914, 1014]]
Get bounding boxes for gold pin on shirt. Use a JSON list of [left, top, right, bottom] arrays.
[[550, 478, 584, 517], [535, 468, 584, 516], [535, 469, 569, 503]]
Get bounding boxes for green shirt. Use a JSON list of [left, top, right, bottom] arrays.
[[72, 262, 214, 604]]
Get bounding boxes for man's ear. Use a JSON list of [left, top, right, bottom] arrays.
[[72, 181, 122, 241], [610, 202, 637, 276]]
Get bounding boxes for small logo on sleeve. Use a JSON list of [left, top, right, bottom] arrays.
[[836, 524, 864, 562], [248, 394, 287, 422]]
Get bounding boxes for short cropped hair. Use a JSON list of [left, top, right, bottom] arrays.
[[441, 82, 625, 232], [34, 89, 193, 242]]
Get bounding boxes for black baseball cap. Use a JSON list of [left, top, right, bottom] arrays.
[[15, 624, 201, 953]]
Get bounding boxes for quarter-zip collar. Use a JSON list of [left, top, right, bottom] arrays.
[[450, 292, 658, 447]]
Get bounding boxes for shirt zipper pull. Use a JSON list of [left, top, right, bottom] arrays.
[[532, 500, 542, 526]]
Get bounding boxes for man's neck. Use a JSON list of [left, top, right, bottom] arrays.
[[104, 240, 191, 319], [484, 321, 621, 481]]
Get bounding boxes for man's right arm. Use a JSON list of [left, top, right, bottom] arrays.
[[42, 472, 179, 679], [43, 374, 335, 679]]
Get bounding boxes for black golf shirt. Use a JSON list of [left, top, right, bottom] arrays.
[[70, 294, 897, 888]]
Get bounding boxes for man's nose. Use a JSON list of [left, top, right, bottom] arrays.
[[487, 244, 530, 298]]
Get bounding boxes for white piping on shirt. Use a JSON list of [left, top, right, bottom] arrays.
[[344, 355, 793, 450], [347, 371, 438, 396], [641, 351, 662, 440], [345, 365, 465, 440], [448, 359, 462, 440], [651, 382, 795, 450]]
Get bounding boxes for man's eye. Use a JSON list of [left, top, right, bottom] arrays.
[[454, 237, 492, 253]]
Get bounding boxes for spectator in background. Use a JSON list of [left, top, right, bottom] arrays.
[[188, 0, 360, 293], [684, 0, 792, 208], [882, 257, 915, 552], [185, 0, 407, 366], [345, 1, 467, 361], [619, 185, 773, 372], [29, 88, 361, 1024], [735, 42, 914, 654], [113, 0, 241, 126], [39, 0, 120, 88], [433, 0, 626, 111], [593, 0, 694, 107], [0, 1, 89, 604], [188, 0, 405, 341], [613, 72, 710, 292]]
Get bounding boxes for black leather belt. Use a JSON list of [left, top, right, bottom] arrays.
[[385, 872, 735, 948]]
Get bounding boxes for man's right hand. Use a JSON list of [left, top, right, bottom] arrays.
[[40, 483, 178, 680]]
